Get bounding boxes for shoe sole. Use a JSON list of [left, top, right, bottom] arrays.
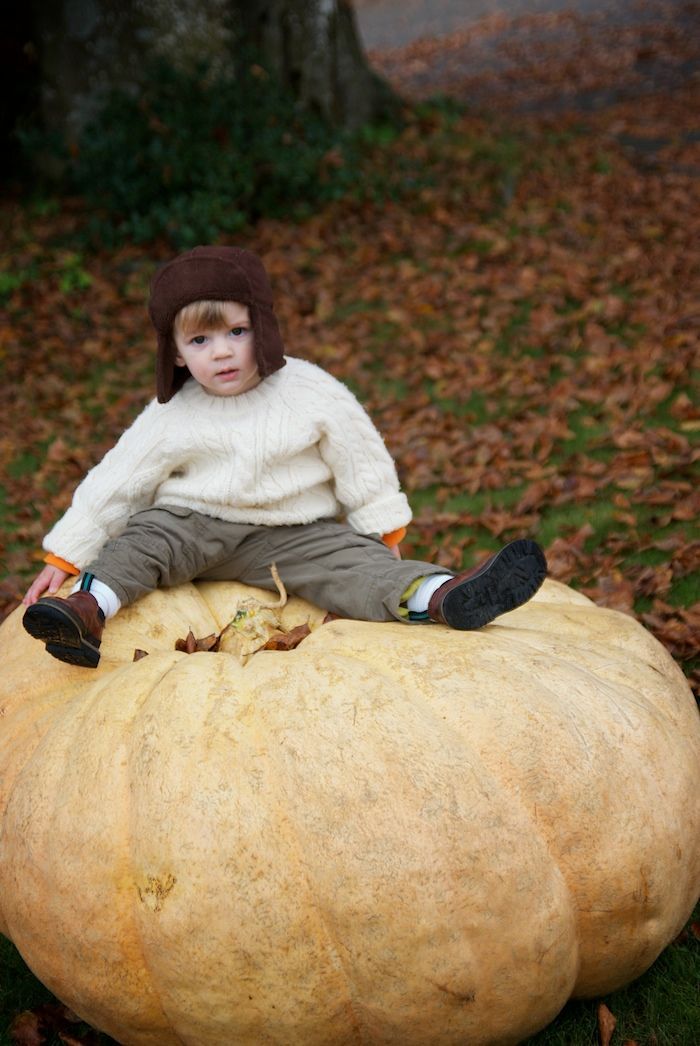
[[23, 602, 101, 668], [440, 539, 547, 630]]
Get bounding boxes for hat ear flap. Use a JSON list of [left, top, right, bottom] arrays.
[[157, 333, 190, 403], [249, 300, 286, 377]]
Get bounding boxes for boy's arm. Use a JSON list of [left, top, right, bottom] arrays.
[[42, 400, 172, 569], [317, 379, 412, 537]]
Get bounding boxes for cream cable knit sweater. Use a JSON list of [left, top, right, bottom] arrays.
[[44, 357, 412, 569]]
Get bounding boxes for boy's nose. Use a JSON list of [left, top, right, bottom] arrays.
[[212, 335, 233, 357]]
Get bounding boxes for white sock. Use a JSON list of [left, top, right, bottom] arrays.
[[71, 577, 122, 620], [406, 574, 453, 613]]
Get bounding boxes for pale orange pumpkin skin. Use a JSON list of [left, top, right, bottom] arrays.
[[0, 579, 698, 1046]]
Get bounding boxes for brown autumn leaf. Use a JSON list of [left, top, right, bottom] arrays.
[[194, 633, 220, 652], [642, 602, 700, 661], [262, 623, 312, 651], [582, 573, 636, 615], [516, 478, 557, 514], [174, 630, 219, 654], [631, 564, 673, 600], [58, 1033, 103, 1046], [9, 1005, 93, 1046], [545, 524, 595, 583], [175, 629, 198, 655], [133, 649, 149, 661], [597, 1002, 617, 1046], [9, 1011, 44, 1046]]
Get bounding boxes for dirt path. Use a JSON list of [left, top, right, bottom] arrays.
[[353, 0, 659, 50], [352, 0, 700, 114]]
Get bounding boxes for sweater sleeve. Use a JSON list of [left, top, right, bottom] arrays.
[[42, 400, 174, 569], [315, 372, 412, 536]]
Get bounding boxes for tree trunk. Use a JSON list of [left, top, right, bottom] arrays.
[[234, 0, 395, 129], [29, 0, 393, 146]]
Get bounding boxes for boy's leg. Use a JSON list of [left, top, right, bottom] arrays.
[[25, 513, 547, 665], [83, 507, 260, 607], [198, 520, 448, 622], [200, 522, 547, 627]]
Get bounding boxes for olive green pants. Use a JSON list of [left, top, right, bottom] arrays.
[[85, 507, 449, 622]]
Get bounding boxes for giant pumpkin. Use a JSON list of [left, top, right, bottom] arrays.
[[0, 578, 698, 1045]]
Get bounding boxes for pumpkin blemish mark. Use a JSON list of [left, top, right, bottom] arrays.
[[138, 873, 176, 913], [433, 982, 476, 1004]]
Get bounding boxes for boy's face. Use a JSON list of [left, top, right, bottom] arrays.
[[174, 302, 260, 397]]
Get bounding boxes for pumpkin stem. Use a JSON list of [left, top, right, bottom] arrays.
[[265, 563, 288, 609], [216, 562, 288, 647]]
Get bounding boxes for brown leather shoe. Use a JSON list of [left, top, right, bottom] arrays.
[[23, 591, 105, 668], [428, 539, 547, 630]]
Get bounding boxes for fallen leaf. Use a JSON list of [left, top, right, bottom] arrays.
[[174, 630, 218, 654], [9, 1005, 92, 1046], [262, 623, 312, 650], [581, 573, 636, 615], [194, 633, 219, 652], [175, 629, 198, 655], [597, 1002, 617, 1046], [133, 649, 149, 661], [9, 1011, 44, 1046]]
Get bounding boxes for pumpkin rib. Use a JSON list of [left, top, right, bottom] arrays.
[[0, 657, 183, 1043], [255, 705, 369, 1046], [120, 653, 370, 1045], [425, 635, 699, 997], [255, 654, 398, 1044], [271, 645, 581, 1042], [124, 653, 226, 1046], [487, 613, 691, 729], [124, 656, 200, 1046], [74, 657, 188, 1042]]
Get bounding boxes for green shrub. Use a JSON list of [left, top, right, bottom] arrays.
[[53, 59, 357, 247]]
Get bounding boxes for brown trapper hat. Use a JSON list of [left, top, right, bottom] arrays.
[[149, 246, 286, 402]]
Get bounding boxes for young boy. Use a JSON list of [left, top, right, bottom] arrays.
[[23, 245, 547, 668]]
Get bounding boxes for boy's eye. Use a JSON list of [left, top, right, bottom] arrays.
[[191, 335, 207, 345], [230, 326, 247, 337]]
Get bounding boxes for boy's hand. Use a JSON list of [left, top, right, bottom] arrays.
[[23, 565, 71, 606], [389, 543, 402, 560]]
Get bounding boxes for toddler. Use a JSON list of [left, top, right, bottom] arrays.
[[23, 246, 547, 667]]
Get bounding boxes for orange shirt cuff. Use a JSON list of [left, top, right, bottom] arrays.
[[44, 553, 80, 576], [381, 527, 407, 548]]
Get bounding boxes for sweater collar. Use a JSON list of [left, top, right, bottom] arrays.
[[174, 359, 289, 411]]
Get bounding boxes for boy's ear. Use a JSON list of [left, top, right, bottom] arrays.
[[174, 352, 186, 367]]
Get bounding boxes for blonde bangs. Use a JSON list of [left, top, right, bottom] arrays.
[[174, 300, 232, 338]]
